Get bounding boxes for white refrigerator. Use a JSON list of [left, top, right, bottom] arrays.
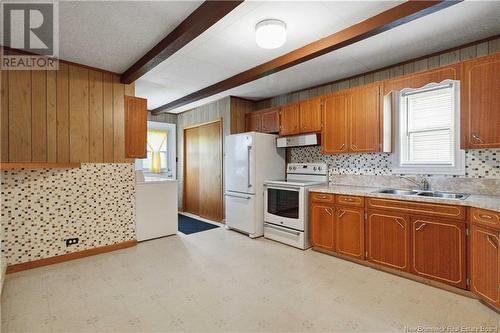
[[225, 132, 285, 238]]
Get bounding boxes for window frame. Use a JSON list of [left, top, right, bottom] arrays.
[[391, 80, 465, 175], [135, 121, 177, 179]]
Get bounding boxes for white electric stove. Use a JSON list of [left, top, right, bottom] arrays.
[[263, 163, 328, 249]]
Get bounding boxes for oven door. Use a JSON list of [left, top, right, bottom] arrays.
[[264, 185, 305, 231]]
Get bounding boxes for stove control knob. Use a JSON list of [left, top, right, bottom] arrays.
[[293, 166, 297, 170], [318, 166, 322, 171], [313, 167, 317, 171]]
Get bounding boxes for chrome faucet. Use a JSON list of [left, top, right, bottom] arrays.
[[400, 176, 430, 191]]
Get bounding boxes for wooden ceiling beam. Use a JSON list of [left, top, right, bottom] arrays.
[[152, 0, 462, 114], [120, 1, 244, 84]]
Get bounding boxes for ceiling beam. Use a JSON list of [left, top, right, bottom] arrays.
[[120, 0, 244, 84], [152, 0, 462, 114]]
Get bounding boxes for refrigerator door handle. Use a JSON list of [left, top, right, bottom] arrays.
[[224, 193, 251, 200], [247, 145, 252, 188]]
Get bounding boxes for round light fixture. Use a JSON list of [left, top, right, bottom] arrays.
[[255, 19, 286, 49]]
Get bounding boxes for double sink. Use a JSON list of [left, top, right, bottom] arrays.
[[375, 188, 470, 200]]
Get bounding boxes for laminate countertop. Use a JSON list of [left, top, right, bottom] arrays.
[[309, 185, 500, 213]]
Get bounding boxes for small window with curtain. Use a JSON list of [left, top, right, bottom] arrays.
[[135, 121, 176, 179], [391, 81, 465, 175]]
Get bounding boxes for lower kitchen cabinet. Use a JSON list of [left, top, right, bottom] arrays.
[[470, 224, 499, 308], [310, 202, 335, 250], [367, 211, 410, 272], [335, 206, 364, 259], [411, 217, 466, 289]]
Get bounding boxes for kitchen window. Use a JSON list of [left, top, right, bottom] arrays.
[[391, 81, 465, 175], [135, 121, 176, 179]]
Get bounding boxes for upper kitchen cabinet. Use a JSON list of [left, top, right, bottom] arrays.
[[245, 112, 262, 132], [322, 93, 348, 154], [461, 53, 500, 149], [125, 96, 148, 159], [348, 84, 381, 153], [245, 107, 280, 133], [280, 103, 301, 135], [299, 98, 322, 133], [321, 83, 381, 154]]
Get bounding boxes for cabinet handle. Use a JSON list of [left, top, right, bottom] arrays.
[[342, 197, 354, 202], [472, 133, 485, 143], [478, 214, 493, 220], [351, 144, 358, 150], [317, 195, 327, 199], [339, 143, 345, 150], [324, 208, 332, 216], [337, 210, 346, 219], [393, 218, 405, 229], [415, 223, 427, 231], [487, 235, 498, 249]]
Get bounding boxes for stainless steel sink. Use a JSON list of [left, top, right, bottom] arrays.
[[374, 188, 470, 200], [416, 191, 470, 200], [376, 189, 419, 195]]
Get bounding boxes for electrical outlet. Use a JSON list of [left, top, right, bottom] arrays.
[[65, 238, 79, 246]]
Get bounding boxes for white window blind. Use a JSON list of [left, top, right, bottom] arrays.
[[391, 81, 465, 175], [401, 84, 454, 165]]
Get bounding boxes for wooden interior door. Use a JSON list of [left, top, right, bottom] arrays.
[[411, 217, 466, 288], [183, 126, 200, 215], [335, 206, 365, 259], [321, 94, 348, 154], [310, 202, 335, 250], [367, 211, 410, 272], [198, 120, 223, 222], [348, 84, 380, 152]]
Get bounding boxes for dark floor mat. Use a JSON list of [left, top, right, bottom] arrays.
[[178, 214, 220, 235]]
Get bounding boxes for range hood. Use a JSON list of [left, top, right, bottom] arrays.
[[276, 133, 319, 148]]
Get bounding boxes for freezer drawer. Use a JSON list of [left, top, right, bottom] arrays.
[[225, 192, 259, 236]]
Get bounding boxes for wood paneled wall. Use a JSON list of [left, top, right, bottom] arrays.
[[0, 63, 135, 163], [255, 37, 500, 109]]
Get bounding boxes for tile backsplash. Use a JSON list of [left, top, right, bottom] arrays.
[[291, 146, 500, 195], [0, 164, 136, 265]]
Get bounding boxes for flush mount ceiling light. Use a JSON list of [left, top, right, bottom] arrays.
[[255, 19, 287, 49]]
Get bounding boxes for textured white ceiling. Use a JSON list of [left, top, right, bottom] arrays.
[[135, 0, 500, 113], [58, 1, 202, 73]]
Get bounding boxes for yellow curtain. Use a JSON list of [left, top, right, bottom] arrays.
[[147, 130, 167, 173]]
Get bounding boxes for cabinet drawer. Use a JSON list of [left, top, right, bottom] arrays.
[[470, 208, 500, 229], [335, 195, 364, 207], [366, 197, 465, 221], [310, 192, 334, 203]]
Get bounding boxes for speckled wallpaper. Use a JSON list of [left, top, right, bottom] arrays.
[[0, 164, 136, 266], [290, 146, 500, 179]]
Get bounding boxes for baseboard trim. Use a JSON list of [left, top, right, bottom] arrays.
[[6, 240, 137, 274]]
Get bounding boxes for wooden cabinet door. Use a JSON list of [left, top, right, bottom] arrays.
[[124, 96, 147, 158], [348, 84, 380, 152], [183, 126, 200, 215], [461, 53, 500, 148], [261, 109, 279, 133], [321, 93, 348, 154], [367, 211, 410, 272], [411, 217, 466, 288], [310, 202, 335, 250], [280, 103, 300, 135], [245, 113, 261, 132], [299, 98, 322, 133], [470, 224, 499, 308], [335, 206, 364, 259]]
